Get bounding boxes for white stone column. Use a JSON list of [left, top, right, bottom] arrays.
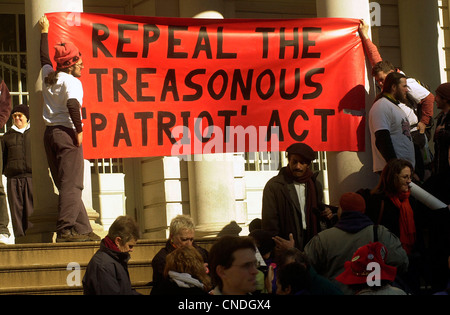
[[187, 154, 238, 237], [183, 2, 241, 237], [316, 0, 379, 205]]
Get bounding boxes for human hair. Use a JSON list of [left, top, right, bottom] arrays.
[[169, 215, 195, 238], [107, 215, 140, 245], [164, 246, 212, 291], [208, 235, 256, 290], [371, 159, 414, 197], [382, 72, 406, 94], [277, 247, 309, 269], [371, 60, 396, 77], [276, 262, 311, 294], [44, 68, 70, 86]]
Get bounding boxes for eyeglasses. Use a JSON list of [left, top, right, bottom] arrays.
[[231, 260, 259, 271], [62, 53, 82, 67], [12, 113, 24, 118]]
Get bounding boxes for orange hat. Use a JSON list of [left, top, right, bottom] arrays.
[[54, 42, 81, 69], [436, 82, 450, 100], [335, 242, 397, 285], [339, 192, 366, 213]]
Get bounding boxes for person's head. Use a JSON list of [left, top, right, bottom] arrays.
[[164, 245, 211, 291], [107, 215, 140, 253], [249, 229, 275, 260], [169, 215, 196, 248], [335, 242, 397, 288], [54, 41, 84, 77], [382, 72, 408, 103], [277, 247, 309, 269], [337, 192, 366, 218], [11, 104, 29, 129], [435, 83, 450, 112], [248, 218, 262, 233], [209, 235, 258, 295], [285, 143, 317, 179], [372, 60, 396, 88], [276, 262, 311, 295], [373, 159, 413, 196]]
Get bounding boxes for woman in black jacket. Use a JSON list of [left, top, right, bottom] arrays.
[[151, 245, 211, 295]]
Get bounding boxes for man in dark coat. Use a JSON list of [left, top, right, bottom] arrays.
[[82, 216, 141, 295], [261, 143, 335, 250]]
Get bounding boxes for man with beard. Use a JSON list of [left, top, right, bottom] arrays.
[[261, 143, 335, 250], [369, 71, 415, 174]]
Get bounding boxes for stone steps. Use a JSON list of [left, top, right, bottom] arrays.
[[0, 238, 214, 295]]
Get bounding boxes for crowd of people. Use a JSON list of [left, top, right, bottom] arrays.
[[0, 15, 448, 297]]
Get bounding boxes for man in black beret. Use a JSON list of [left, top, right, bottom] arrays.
[[261, 143, 335, 251]]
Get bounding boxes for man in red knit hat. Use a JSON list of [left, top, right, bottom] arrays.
[[304, 192, 408, 294], [39, 15, 99, 242]]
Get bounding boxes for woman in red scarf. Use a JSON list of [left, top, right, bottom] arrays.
[[370, 159, 417, 254], [360, 158, 426, 294]]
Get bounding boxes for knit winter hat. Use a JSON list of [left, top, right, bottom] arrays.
[[11, 104, 29, 121], [435, 82, 450, 101], [335, 242, 397, 285], [339, 192, 366, 213], [54, 41, 81, 69]]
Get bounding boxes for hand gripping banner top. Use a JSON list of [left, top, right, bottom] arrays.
[[46, 12, 366, 159]]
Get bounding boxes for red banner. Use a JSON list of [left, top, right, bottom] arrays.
[[46, 12, 366, 159]]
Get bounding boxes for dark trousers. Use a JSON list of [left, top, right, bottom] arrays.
[[7, 177, 33, 237], [44, 126, 92, 234]]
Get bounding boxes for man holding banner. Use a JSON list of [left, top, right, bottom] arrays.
[[39, 15, 99, 242]]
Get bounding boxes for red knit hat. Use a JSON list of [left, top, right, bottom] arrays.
[[54, 42, 81, 69], [436, 82, 450, 101], [335, 242, 397, 285], [339, 192, 366, 213]]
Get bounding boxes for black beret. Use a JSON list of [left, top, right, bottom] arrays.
[[286, 143, 317, 162]]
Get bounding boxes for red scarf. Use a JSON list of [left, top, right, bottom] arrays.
[[103, 235, 120, 252], [389, 191, 416, 255]]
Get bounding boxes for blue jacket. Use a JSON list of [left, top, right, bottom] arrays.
[[82, 239, 140, 295]]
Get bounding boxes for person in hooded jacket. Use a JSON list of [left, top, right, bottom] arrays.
[[82, 215, 141, 295], [304, 192, 408, 294]]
